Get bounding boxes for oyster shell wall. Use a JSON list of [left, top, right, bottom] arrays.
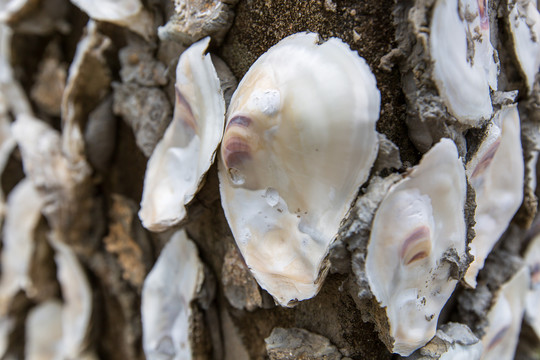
[[366, 138, 467, 356], [218, 32, 380, 306]]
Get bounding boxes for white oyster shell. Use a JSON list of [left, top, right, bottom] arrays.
[[366, 138, 467, 356], [481, 267, 529, 360], [464, 105, 524, 287], [508, 0, 540, 93], [142, 229, 204, 360], [70, 0, 154, 40], [218, 32, 380, 306], [50, 235, 97, 360], [0, 179, 44, 309], [524, 230, 540, 338], [430, 0, 499, 124], [139, 37, 226, 232], [25, 300, 63, 360]]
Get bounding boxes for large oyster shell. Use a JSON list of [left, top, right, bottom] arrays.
[[218, 32, 380, 306], [139, 37, 226, 232], [430, 0, 499, 124], [480, 266, 529, 360], [463, 105, 524, 287], [366, 138, 467, 356], [507, 0, 540, 93], [141, 229, 204, 360]]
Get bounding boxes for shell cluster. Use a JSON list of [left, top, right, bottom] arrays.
[[0, 0, 538, 359]]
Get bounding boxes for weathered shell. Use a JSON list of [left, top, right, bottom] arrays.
[[139, 37, 226, 232], [218, 32, 380, 306], [463, 105, 524, 287], [0, 0, 37, 22], [70, 0, 154, 40], [480, 266, 529, 360], [430, 0, 499, 124], [507, 0, 540, 93], [141, 229, 204, 360], [366, 138, 467, 356]]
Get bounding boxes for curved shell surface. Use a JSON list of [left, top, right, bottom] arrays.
[[218, 32, 380, 306], [480, 266, 529, 360], [141, 229, 204, 360], [524, 229, 540, 338], [464, 105, 524, 287], [139, 37, 226, 232], [508, 0, 540, 93], [366, 138, 467, 356], [430, 0, 498, 124]]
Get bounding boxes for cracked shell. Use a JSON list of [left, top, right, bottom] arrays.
[[218, 32, 380, 306], [366, 138, 467, 356], [464, 105, 524, 287], [430, 0, 499, 124], [139, 37, 226, 232]]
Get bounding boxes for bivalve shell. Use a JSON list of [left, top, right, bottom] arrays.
[[218, 32, 380, 306]]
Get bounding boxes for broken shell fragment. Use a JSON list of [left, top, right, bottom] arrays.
[[463, 105, 524, 287], [70, 0, 154, 40], [507, 0, 540, 93], [139, 37, 227, 232], [141, 229, 204, 360], [366, 138, 467, 356], [25, 300, 64, 360], [481, 266, 529, 360], [218, 32, 380, 306], [430, 0, 499, 124]]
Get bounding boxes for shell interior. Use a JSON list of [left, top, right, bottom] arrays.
[[139, 37, 226, 232], [464, 105, 524, 287], [524, 230, 540, 338], [480, 266, 529, 360], [430, 0, 498, 124], [218, 32, 380, 306], [366, 138, 467, 356], [141, 229, 204, 360]]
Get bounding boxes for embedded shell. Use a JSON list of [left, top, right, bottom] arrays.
[[218, 32, 380, 306], [141, 229, 204, 360], [480, 266, 529, 360], [507, 0, 540, 93], [430, 0, 499, 124], [464, 105, 524, 287], [524, 228, 540, 338], [366, 138, 467, 356], [139, 37, 226, 232]]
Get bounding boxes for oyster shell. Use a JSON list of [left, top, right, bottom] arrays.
[[507, 0, 540, 93], [0, 179, 44, 309], [141, 229, 204, 360], [366, 138, 467, 356], [430, 0, 499, 124], [25, 300, 63, 360], [480, 266, 529, 360], [0, 0, 36, 23], [139, 37, 227, 232], [70, 0, 154, 40], [463, 105, 524, 287], [218, 32, 380, 306], [524, 228, 540, 338]]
